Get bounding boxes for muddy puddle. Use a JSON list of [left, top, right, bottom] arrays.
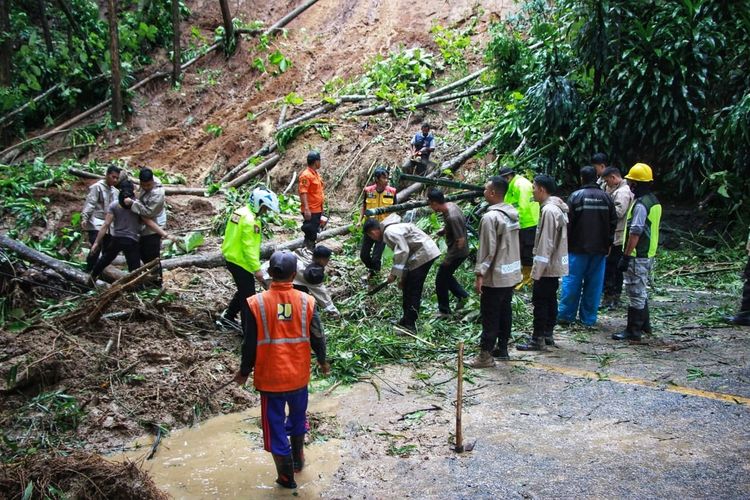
[[113, 395, 346, 499]]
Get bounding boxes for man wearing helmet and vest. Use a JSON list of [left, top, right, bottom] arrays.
[[299, 151, 325, 252], [218, 187, 280, 333], [359, 166, 397, 277], [612, 163, 661, 342], [499, 167, 540, 288], [233, 251, 329, 490]]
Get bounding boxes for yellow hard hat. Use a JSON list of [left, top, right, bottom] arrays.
[[625, 163, 653, 182]]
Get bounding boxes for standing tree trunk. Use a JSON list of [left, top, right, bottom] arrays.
[[107, 0, 122, 123], [218, 0, 235, 56], [36, 0, 53, 53], [0, 0, 12, 86], [171, 0, 180, 85]]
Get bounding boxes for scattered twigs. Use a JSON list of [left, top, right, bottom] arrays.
[[397, 404, 442, 421], [663, 263, 742, 278]]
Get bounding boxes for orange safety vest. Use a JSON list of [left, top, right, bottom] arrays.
[[364, 185, 397, 222], [247, 282, 315, 392]]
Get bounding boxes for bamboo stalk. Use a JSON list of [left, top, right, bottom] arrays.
[[455, 341, 464, 453]]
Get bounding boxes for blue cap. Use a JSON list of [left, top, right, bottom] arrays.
[[269, 251, 297, 279]]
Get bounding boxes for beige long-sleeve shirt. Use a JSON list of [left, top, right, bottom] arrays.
[[608, 179, 634, 246], [475, 202, 522, 288], [130, 179, 166, 236], [380, 214, 441, 278], [531, 196, 569, 280], [81, 180, 119, 231]]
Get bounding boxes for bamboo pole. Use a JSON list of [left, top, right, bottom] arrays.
[[219, 142, 277, 183], [224, 154, 280, 189], [454, 341, 465, 453], [263, 0, 319, 36]]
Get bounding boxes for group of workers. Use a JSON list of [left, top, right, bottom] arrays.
[[81, 165, 168, 285], [80, 134, 750, 489]]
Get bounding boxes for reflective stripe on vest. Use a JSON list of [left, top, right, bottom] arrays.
[[624, 193, 661, 258], [256, 293, 309, 345], [364, 185, 396, 222]]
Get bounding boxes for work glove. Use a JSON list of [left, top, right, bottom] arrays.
[[617, 255, 632, 272]]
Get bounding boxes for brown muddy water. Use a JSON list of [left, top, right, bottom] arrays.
[[113, 398, 345, 499]]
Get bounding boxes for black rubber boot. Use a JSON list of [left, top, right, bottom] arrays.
[[291, 435, 305, 473], [612, 308, 636, 341], [629, 307, 645, 342], [726, 311, 750, 326], [272, 454, 297, 489], [516, 333, 546, 351], [544, 329, 555, 346], [642, 301, 652, 335], [492, 330, 510, 360]]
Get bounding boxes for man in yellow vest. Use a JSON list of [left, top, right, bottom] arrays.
[[233, 251, 329, 489], [218, 187, 279, 333], [613, 163, 661, 342], [359, 167, 397, 276], [499, 167, 540, 287]]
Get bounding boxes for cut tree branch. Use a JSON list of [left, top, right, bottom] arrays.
[[263, 0, 319, 36], [224, 154, 280, 188]]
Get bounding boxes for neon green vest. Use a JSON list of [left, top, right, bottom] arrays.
[[221, 205, 262, 272], [506, 175, 540, 229], [624, 193, 661, 258]]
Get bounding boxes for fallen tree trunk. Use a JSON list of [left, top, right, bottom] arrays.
[[277, 103, 337, 131], [263, 0, 319, 36], [0, 83, 62, 127], [424, 67, 487, 100], [67, 168, 209, 196], [351, 85, 498, 117], [220, 142, 277, 183], [0, 233, 93, 287], [397, 130, 494, 203], [162, 224, 353, 270], [225, 154, 280, 189]]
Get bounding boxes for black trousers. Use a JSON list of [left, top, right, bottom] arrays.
[[741, 255, 750, 312], [91, 236, 141, 279], [479, 286, 514, 352], [604, 244, 624, 299], [226, 261, 257, 331], [139, 233, 163, 286], [519, 227, 536, 267], [435, 256, 469, 313], [532, 277, 559, 336], [86, 230, 110, 272], [400, 258, 436, 328], [301, 212, 322, 245], [360, 234, 386, 272]]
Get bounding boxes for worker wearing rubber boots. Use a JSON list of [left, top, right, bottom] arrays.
[[470, 176, 522, 367], [299, 151, 325, 252], [517, 175, 569, 351], [234, 251, 329, 490], [218, 187, 280, 333], [363, 214, 440, 333], [499, 167, 539, 289], [359, 166, 396, 278], [613, 163, 661, 342]]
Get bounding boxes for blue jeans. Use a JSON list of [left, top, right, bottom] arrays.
[[558, 253, 606, 326]]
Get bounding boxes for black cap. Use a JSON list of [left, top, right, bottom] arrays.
[[312, 245, 332, 259], [303, 263, 325, 285], [498, 167, 515, 177], [307, 151, 321, 165], [269, 251, 297, 280]]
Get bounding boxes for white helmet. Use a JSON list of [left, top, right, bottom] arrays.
[[249, 187, 280, 213]]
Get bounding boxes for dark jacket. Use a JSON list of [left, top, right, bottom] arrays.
[[566, 183, 616, 255]]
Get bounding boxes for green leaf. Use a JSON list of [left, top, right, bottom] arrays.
[[22, 481, 33, 500], [182, 232, 205, 253]]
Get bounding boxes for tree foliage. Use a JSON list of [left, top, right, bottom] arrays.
[[486, 0, 750, 215], [0, 0, 188, 137]]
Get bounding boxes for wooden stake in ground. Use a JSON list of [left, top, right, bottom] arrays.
[[171, 0, 181, 85], [455, 341, 465, 453], [107, 0, 123, 124]]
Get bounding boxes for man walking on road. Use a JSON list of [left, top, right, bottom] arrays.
[[233, 251, 329, 490], [359, 167, 396, 277], [602, 167, 634, 308], [427, 188, 469, 318], [499, 167, 539, 288], [218, 187, 280, 333], [516, 175, 569, 351], [364, 214, 440, 333], [299, 151, 325, 252], [613, 163, 662, 342], [558, 166, 616, 326], [469, 176, 522, 367], [81, 164, 121, 271]]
